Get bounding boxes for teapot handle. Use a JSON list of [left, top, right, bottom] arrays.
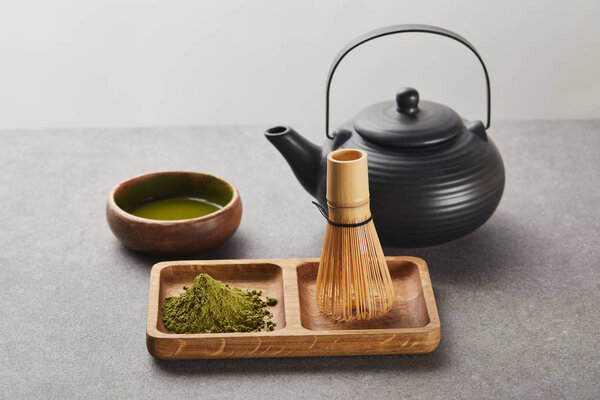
[[325, 24, 491, 139]]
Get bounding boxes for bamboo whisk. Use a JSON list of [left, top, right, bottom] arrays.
[[315, 149, 395, 321]]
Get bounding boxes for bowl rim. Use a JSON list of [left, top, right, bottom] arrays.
[[107, 171, 240, 225]]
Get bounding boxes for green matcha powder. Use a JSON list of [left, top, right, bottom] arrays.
[[162, 273, 277, 334]]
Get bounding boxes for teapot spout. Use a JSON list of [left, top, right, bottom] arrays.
[[265, 126, 322, 198]]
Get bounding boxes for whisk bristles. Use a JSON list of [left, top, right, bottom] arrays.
[[316, 212, 394, 321]]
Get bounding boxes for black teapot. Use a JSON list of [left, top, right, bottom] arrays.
[[265, 25, 505, 247]]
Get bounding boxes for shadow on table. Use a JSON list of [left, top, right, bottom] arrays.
[[151, 349, 448, 375], [115, 229, 253, 267], [385, 213, 529, 288]]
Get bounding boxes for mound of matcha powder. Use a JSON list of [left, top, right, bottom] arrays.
[[162, 273, 277, 334]]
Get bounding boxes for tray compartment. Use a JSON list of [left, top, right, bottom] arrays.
[[297, 259, 430, 331], [155, 262, 286, 332]]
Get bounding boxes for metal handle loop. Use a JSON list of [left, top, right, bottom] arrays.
[[325, 24, 491, 139]]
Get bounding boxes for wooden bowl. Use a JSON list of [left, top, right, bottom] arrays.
[[106, 171, 242, 255]]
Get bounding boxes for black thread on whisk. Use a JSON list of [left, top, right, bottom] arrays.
[[312, 201, 373, 228]]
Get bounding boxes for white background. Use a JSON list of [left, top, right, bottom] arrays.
[[1, 0, 599, 130]]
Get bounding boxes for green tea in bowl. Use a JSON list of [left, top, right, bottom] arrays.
[[127, 196, 222, 221]]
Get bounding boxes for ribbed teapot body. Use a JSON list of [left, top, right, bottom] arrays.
[[315, 123, 505, 247]]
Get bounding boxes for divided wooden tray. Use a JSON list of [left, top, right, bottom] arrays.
[[147, 257, 440, 359]]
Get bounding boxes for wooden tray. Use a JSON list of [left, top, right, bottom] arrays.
[[147, 257, 440, 359]]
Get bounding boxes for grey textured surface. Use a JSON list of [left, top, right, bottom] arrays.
[[1, 121, 599, 399]]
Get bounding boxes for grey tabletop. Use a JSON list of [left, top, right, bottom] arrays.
[[1, 121, 599, 399]]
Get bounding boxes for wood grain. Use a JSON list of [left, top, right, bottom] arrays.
[[146, 257, 440, 359]]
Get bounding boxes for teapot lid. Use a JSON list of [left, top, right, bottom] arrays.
[[353, 87, 463, 147]]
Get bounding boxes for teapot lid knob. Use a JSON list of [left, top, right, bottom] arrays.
[[354, 86, 463, 147], [396, 87, 419, 116]]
